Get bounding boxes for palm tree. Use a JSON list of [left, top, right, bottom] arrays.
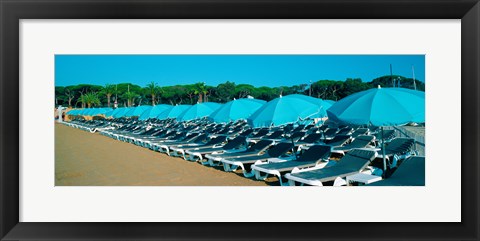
[[122, 85, 138, 107], [145, 81, 159, 106], [76, 94, 86, 108], [124, 92, 138, 107], [194, 82, 207, 103], [83, 92, 101, 108], [154, 86, 163, 105], [101, 84, 115, 107]]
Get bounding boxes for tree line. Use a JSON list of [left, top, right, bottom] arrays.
[[55, 75, 425, 108]]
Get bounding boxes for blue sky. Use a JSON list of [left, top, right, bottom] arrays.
[[55, 55, 425, 87]]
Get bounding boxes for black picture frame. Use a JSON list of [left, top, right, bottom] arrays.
[[1, 0, 478, 240]]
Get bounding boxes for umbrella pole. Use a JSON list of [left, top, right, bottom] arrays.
[[381, 126, 387, 178]]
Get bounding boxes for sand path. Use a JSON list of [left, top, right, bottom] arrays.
[[55, 123, 267, 186]]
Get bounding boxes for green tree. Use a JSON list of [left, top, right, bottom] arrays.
[[235, 84, 255, 99], [122, 85, 139, 107], [101, 84, 115, 108], [154, 86, 164, 105], [185, 85, 197, 104], [145, 81, 159, 106], [312, 80, 343, 100], [83, 92, 101, 108], [123, 91, 138, 107], [193, 82, 207, 103], [253, 86, 279, 101], [339, 78, 369, 97], [64, 87, 75, 107], [215, 81, 236, 102], [77, 94, 86, 108]]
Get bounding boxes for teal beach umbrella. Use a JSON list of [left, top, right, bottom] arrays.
[[327, 87, 425, 176], [104, 109, 115, 117], [324, 100, 336, 106], [86, 108, 97, 116], [139, 104, 172, 120], [124, 105, 151, 117], [77, 109, 89, 116], [156, 105, 191, 120], [67, 109, 81, 115], [111, 107, 132, 118], [208, 98, 266, 123], [85, 108, 99, 116], [247, 94, 329, 128], [327, 87, 425, 126], [106, 108, 125, 118], [94, 108, 113, 116], [177, 102, 222, 121]]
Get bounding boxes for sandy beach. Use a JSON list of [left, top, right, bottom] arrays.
[[55, 123, 268, 186]]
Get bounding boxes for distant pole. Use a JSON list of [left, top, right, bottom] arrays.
[[309, 80, 312, 96], [390, 64, 394, 87], [412, 65, 417, 90]]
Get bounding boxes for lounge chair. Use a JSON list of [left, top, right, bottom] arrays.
[[156, 133, 208, 155], [123, 127, 161, 143], [204, 140, 274, 166], [368, 126, 380, 134], [184, 136, 248, 162], [249, 128, 269, 139], [291, 133, 323, 148], [374, 129, 396, 144], [331, 135, 376, 155], [324, 135, 352, 148], [170, 135, 228, 158], [238, 128, 254, 137], [221, 142, 295, 177], [143, 132, 194, 149], [337, 127, 353, 136], [133, 130, 178, 146], [248, 130, 284, 143], [377, 138, 416, 168], [252, 145, 332, 185], [281, 131, 306, 142], [322, 128, 339, 140], [285, 149, 378, 186], [351, 128, 369, 138], [318, 125, 329, 131], [367, 156, 425, 186]]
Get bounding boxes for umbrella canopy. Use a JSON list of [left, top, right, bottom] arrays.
[[177, 102, 222, 122], [139, 104, 172, 120], [324, 100, 336, 106], [106, 108, 124, 118], [327, 87, 425, 126], [93, 108, 113, 116], [111, 107, 133, 118], [124, 105, 151, 117], [104, 109, 115, 117], [77, 109, 89, 116], [208, 98, 266, 123], [85, 108, 97, 116], [66, 109, 81, 115], [326, 87, 425, 176], [247, 94, 329, 128], [156, 105, 191, 120]]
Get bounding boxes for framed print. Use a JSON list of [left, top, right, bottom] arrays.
[[0, 0, 478, 240]]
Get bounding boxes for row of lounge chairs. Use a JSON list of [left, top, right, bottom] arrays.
[[63, 117, 423, 186]]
